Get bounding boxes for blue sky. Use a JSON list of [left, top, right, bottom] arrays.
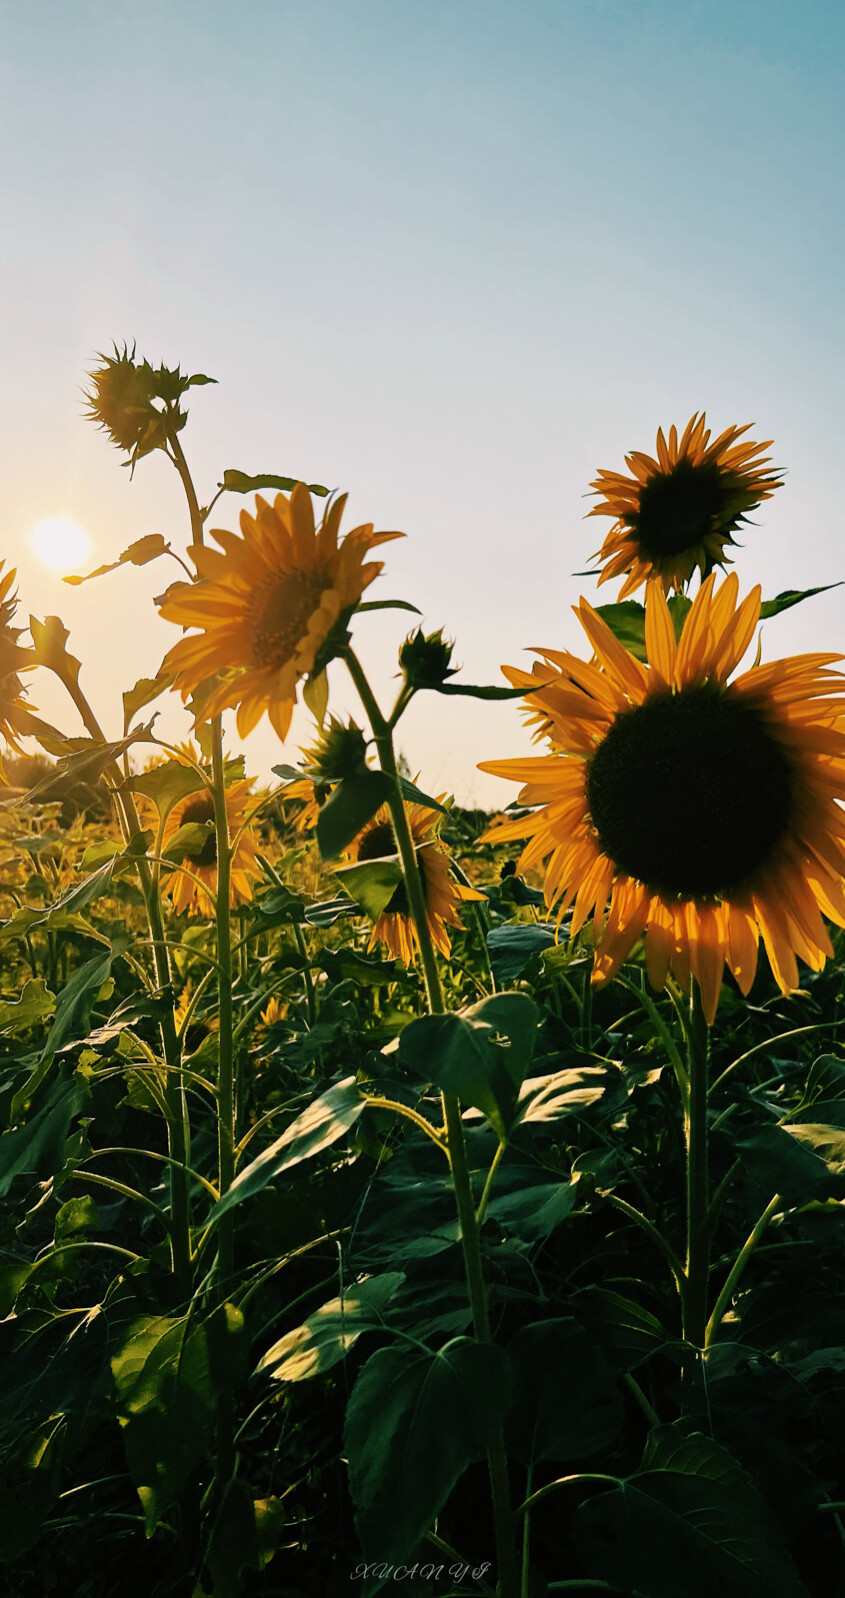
[[2, 0, 844, 804]]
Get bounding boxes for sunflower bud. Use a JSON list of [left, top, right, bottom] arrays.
[[303, 717, 369, 782], [85, 343, 215, 470], [399, 628, 455, 689]]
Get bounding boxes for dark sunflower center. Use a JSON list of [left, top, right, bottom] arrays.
[[631, 460, 728, 559], [356, 821, 411, 914], [585, 688, 792, 898], [179, 793, 218, 868], [248, 570, 327, 671]]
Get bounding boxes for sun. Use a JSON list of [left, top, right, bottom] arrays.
[[29, 516, 93, 573]]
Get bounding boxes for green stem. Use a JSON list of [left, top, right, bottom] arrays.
[[344, 645, 519, 1598], [705, 1193, 782, 1347], [168, 431, 205, 547], [55, 675, 192, 1291], [210, 716, 236, 1493], [211, 718, 235, 1265], [683, 983, 710, 1350]]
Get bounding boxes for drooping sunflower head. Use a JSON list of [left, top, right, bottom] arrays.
[[589, 413, 784, 598], [0, 563, 36, 772], [349, 797, 483, 965], [158, 485, 403, 740], [480, 574, 845, 1023]]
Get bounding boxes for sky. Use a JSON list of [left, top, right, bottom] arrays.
[[2, 0, 845, 807]]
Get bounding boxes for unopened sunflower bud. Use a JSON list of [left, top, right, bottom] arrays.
[[399, 628, 455, 689], [303, 717, 369, 782], [85, 343, 214, 470]]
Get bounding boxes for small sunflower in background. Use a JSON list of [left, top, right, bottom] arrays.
[[589, 413, 783, 598], [258, 994, 289, 1032], [138, 749, 260, 917], [480, 573, 845, 1024], [0, 563, 36, 774], [158, 484, 403, 739], [348, 797, 485, 965]]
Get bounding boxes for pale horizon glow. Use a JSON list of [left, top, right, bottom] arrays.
[[29, 516, 93, 574]]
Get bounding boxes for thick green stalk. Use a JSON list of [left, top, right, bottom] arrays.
[[345, 648, 519, 1598], [683, 984, 710, 1349]]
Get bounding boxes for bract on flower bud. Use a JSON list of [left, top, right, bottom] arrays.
[[399, 628, 455, 689], [303, 717, 369, 782]]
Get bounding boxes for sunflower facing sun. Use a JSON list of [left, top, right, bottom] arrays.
[[589, 413, 784, 598], [480, 574, 845, 1023], [348, 797, 484, 966], [158, 484, 403, 740]]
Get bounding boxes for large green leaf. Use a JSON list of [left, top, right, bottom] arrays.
[[333, 858, 404, 920], [0, 978, 55, 1033], [572, 1287, 668, 1373], [111, 1303, 245, 1535], [0, 1417, 65, 1562], [505, 1318, 622, 1464], [398, 993, 538, 1139], [215, 1077, 365, 1220], [132, 757, 204, 815], [11, 938, 128, 1119], [486, 1179, 580, 1241], [256, 1272, 405, 1382], [344, 1337, 512, 1563], [487, 922, 555, 981], [576, 1424, 809, 1598], [204, 1478, 286, 1598], [733, 1121, 845, 1203], [316, 769, 394, 860], [0, 1072, 88, 1197]]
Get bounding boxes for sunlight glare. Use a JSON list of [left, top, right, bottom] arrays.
[[29, 516, 93, 573]]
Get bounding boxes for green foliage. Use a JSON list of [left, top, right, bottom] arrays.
[[344, 1337, 512, 1563]]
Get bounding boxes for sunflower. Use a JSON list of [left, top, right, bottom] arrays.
[[158, 485, 403, 739], [0, 564, 36, 770], [589, 413, 783, 598], [479, 574, 845, 1024], [348, 797, 484, 965], [139, 761, 260, 917]]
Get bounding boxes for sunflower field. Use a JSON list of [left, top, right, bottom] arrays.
[[3, 353, 845, 1598]]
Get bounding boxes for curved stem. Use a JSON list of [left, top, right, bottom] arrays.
[[705, 1193, 782, 1347], [168, 432, 205, 548], [361, 1096, 447, 1151], [514, 1474, 621, 1522], [603, 1191, 686, 1302]]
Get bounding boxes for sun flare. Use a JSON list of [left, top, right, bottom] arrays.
[[29, 516, 93, 573]]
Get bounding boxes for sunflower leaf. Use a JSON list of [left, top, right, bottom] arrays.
[[123, 675, 172, 732], [333, 859, 404, 920], [356, 599, 422, 615], [219, 469, 330, 498], [162, 821, 214, 862], [316, 771, 394, 860], [132, 759, 204, 815], [426, 682, 526, 700], [759, 583, 843, 619], [63, 534, 170, 587], [213, 1077, 366, 1220], [398, 992, 539, 1139], [28, 615, 82, 690], [397, 777, 448, 814]]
